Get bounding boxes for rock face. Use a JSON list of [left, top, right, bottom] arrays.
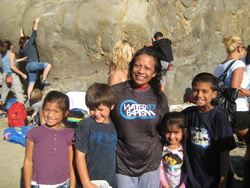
[[0, 0, 249, 104]]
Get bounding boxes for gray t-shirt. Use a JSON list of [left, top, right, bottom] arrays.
[[32, 98, 44, 112], [75, 117, 117, 188]]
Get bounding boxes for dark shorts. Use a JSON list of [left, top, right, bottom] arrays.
[[232, 111, 250, 133]]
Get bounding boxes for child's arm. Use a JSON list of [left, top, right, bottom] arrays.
[[23, 138, 34, 188], [160, 160, 169, 188], [218, 150, 230, 188], [31, 111, 37, 120], [69, 146, 76, 188], [40, 109, 45, 125], [75, 149, 98, 188]]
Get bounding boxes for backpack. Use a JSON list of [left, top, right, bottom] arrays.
[[67, 109, 88, 131], [211, 60, 241, 122], [7, 102, 28, 127]]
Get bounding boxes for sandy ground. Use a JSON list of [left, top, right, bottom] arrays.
[[0, 110, 245, 188], [0, 117, 25, 188]]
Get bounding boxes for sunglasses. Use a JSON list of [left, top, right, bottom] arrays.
[[239, 46, 247, 50]]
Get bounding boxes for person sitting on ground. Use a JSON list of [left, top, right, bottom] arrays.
[[75, 83, 117, 188], [0, 40, 27, 106], [19, 17, 52, 99], [29, 88, 45, 125], [108, 40, 135, 86], [145, 31, 174, 92]]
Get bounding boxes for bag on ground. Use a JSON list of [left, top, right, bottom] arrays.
[[3, 126, 34, 146], [7, 102, 28, 127]]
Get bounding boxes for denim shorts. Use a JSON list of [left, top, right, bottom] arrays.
[[26, 61, 50, 83]]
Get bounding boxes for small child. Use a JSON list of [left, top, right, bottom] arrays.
[[29, 88, 44, 125], [182, 72, 236, 188], [23, 91, 76, 187], [159, 112, 187, 188], [75, 83, 117, 188]]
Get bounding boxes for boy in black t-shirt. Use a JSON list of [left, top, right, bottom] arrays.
[[182, 73, 236, 188], [75, 83, 117, 188], [145, 31, 174, 92]]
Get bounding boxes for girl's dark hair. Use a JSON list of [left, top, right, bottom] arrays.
[[19, 36, 30, 49], [159, 112, 187, 145], [42, 91, 69, 126], [246, 45, 250, 65], [0, 40, 12, 55], [128, 47, 163, 104]]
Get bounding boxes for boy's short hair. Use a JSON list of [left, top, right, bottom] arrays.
[[154, 32, 163, 39], [85, 83, 116, 109], [192, 72, 217, 91], [30, 88, 43, 102]]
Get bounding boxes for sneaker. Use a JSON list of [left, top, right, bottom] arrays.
[[0, 112, 7, 118], [167, 64, 173, 71], [238, 140, 246, 148], [42, 80, 51, 86]]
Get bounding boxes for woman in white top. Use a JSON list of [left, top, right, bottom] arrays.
[[108, 40, 135, 86], [214, 36, 250, 187], [242, 45, 250, 103]]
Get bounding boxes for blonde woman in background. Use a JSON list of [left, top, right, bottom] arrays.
[[214, 35, 250, 188], [108, 40, 135, 86]]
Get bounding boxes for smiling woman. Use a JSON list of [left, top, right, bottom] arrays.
[[110, 47, 169, 188], [131, 54, 157, 88]]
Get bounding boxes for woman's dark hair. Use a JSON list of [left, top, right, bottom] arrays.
[[246, 45, 250, 65], [42, 91, 70, 126], [0, 40, 12, 55], [19, 36, 30, 48], [159, 112, 187, 145], [128, 47, 163, 104]]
